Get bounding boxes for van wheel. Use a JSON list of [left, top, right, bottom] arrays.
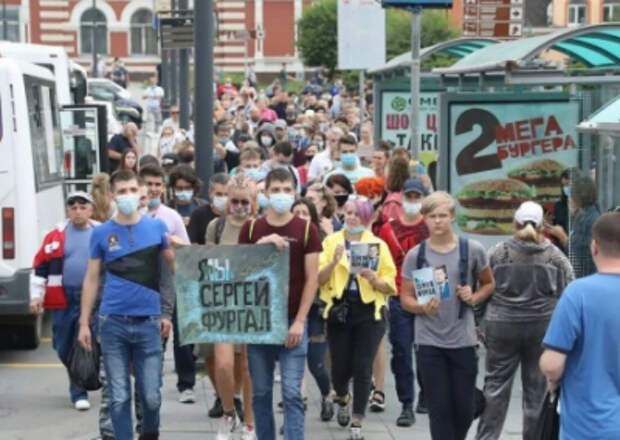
[[20, 314, 42, 349]]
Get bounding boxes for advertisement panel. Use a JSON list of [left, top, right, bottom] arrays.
[[380, 91, 440, 167], [447, 99, 580, 248], [338, 0, 386, 70], [175, 244, 289, 346]]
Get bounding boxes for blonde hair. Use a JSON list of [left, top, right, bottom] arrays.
[[91, 173, 112, 222], [421, 191, 456, 216], [227, 172, 258, 215], [514, 222, 545, 243]]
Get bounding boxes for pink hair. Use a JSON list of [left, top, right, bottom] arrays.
[[345, 198, 374, 226]]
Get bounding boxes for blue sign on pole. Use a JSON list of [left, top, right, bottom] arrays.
[[381, 0, 453, 9]]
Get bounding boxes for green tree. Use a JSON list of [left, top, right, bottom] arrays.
[[296, 0, 338, 72], [387, 10, 461, 61]]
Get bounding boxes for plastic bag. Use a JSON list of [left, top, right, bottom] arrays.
[[67, 340, 102, 391], [535, 391, 560, 440]]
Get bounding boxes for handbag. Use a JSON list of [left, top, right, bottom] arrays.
[[534, 391, 560, 440], [328, 299, 349, 326]]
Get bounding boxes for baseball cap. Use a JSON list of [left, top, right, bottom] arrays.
[[402, 178, 428, 196], [67, 191, 93, 204], [514, 201, 543, 226], [161, 153, 179, 167]]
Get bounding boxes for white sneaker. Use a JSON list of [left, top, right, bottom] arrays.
[[349, 425, 364, 440], [241, 424, 257, 440], [179, 389, 196, 404], [215, 412, 240, 440], [74, 399, 90, 411]]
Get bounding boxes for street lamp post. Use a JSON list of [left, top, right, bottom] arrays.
[[92, 0, 97, 77], [2, 0, 8, 41]]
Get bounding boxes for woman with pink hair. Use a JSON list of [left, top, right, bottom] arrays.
[[318, 196, 397, 440]]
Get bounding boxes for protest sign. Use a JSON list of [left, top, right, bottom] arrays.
[[175, 244, 289, 345]]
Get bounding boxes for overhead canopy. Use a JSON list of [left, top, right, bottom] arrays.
[[578, 95, 620, 135], [435, 24, 620, 75], [368, 37, 497, 76]]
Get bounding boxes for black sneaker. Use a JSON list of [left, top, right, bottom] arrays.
[[234, 396, 244, 422], [320, 396, 334, 422], [415, 395, 428, 415], [396, 403, 416, 427], [369, 390, 386, 413], [208, 396, 224, 418]]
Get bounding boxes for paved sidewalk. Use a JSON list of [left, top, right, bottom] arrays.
[[75, 343, 525, 440]]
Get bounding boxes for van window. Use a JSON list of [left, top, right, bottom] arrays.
[[25, 75, 62, 191]]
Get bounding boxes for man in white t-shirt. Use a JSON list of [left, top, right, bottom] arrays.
[[308, 126, 344, 181], [143, 76, 165, 132]]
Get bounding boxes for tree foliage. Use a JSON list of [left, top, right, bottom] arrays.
[[296, 0, 338, 72]]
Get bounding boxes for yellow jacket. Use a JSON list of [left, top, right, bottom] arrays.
[[319, 229, 397, 321]]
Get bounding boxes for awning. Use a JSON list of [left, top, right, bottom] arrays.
[[434, 24, 620, 75], [577, 94, 620, 135], [368, 37, 497, 76]]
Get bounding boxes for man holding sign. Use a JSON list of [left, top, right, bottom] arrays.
[[238, 168, 322, 440]]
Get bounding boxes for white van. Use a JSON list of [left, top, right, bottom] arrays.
[[0, 42, 87, 105], [0, 59, 64, 348]]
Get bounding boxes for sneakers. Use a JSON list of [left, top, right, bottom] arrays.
[[416, 394, 428, 414], [234, 397, 244, 422], [209, 396, 224, 418], [396, 403, 416, 427], [336, 394, 351, 427], [369, 390, 386, 413], [349, 424, 364, 440], [215, 412, 240, 440], [320, 396, 335, 422], [241, 424, 257, 440], [74, 399, 90, 411], [179, 389, 196, 404]]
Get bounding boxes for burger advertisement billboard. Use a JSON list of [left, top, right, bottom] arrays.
[[444, 94, 580, 247]]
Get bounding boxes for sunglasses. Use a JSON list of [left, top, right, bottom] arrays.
[[67, 200, 89, 207], [230, 198, 251, 206]]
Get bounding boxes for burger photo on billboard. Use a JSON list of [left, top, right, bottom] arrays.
[[456, 178, 536, 235], [507, 159, 566, 203]]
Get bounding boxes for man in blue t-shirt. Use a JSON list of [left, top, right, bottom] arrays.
[[78, 169, 174, 440], [540, 212, 620, 440]]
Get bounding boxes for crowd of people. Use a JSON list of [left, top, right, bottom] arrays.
[[28, 73, 620, 440]]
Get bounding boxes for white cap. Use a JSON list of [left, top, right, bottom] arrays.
[[514, 201, 543, 227]]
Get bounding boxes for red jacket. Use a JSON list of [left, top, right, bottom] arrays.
[[30, 220, 98, 309]]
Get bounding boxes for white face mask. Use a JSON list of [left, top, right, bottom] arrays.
[[261, 136, 273, 147], [213, 196, 228, 212], [403, 201, 422, 216]]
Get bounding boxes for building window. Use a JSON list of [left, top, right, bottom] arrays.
[[80, 8, 107, 55], [131, 9, 157, 55], [604, 3, 620, 21], [0, 8, 20, 42], [568, 4, 586, 26]]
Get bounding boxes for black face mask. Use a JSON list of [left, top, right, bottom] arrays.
[[305, 155, 315, 163], [335, 194, 349, 208]]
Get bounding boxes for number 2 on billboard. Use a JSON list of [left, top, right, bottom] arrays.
[[455, 109, 502, 176]]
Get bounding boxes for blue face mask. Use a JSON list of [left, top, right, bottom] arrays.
[[346, 225, 365, 234], [341, 153, 357, 168], [176, 190, 193, 203], [116, 194, 140, 216], [269, 193, 295, 214], [219, 137, 229, 145], [333, 160, 342, 169], [148, 197, 161, 209], [563, 186, 570, 197], [246, 168, 266, 181], [258, 193, 270, 209]]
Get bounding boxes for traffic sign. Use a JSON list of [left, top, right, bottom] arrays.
[[159, 15, 195, 49]]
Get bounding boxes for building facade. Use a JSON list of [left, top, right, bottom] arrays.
[[3, 0, 312, 75]]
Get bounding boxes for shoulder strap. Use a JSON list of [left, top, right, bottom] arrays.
[[288, 165, 299, 189], [416, 241, 427, 269], [388, 219, 406, 257], [459, 237, 469, 287], [214, 216, 226, 245], [249, 218, 257, 242], [304, 219, 310, 248]]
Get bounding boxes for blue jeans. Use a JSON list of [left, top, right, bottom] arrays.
[[248, 331, 308, 440], [388, 296, 421, 406], [52, 286, 87, 403], [100, 315, 163, 440], [307, 304, 331, 397]]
